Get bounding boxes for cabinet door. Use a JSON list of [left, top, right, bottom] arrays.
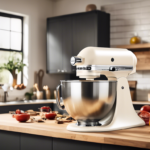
[[47, 19, 63, 73], [72, 12, 97, 56], [53, 138, 101, 150], [0, 130, 20, 150], [62, 17, 72, 73], [102, 144, 144, 150], [21, 133, 52, 150]]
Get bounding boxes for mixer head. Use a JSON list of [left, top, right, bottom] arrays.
[[70, 47, 137, 80]]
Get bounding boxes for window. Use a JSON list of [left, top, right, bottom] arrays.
[[0, 12, 23, 51], [0, 12, 23, 85]]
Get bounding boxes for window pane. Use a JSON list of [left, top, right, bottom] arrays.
[[11, 32, 21, 50], [11, 18, 22, 32], [0, 30, 10, 49], [0, 51, 22, 65], [0, 51, 22, 84], [0, 17, 10, 30], [0, 69, 13, 85]]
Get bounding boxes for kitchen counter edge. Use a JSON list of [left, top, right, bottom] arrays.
[[0, 99, 56, 106]]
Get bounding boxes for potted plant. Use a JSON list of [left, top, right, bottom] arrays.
[[0, 54, 26, 87], [25, 92, 33, 100]]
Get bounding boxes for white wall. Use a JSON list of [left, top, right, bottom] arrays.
[[0, 0, 69, 101], [52, 0, 139, 17], [102, 1, 150, 101], [102, 0, 150, 46]]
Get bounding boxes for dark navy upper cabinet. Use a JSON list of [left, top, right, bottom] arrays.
[[47, 11, 110, 74], [62, 17, 73, 73], [72, 12, 97, 56], [47, 19, 63, 73]]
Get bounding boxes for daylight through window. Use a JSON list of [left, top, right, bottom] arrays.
[[0, 12, 23, 85]]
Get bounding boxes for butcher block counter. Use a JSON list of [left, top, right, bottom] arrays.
[[0, 114, 149, 150]]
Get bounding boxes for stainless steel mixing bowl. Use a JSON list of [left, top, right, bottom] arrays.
[[56, 80, 117, 126]]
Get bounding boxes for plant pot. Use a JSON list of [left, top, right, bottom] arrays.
[[11, 70, 17, 87]]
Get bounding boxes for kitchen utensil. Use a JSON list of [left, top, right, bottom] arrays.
[[56, 47, 145, 132], [43, 86, 51, 99], [38, 69, 44, 91], [36, 91, 43, 99], [13, 113, 30, 122], [33, 71, 38, 92], [34, 71, 38, 84], [34, 83, 39, 91]]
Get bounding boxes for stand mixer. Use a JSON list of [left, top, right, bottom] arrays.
[[56, 47, 145, 132]]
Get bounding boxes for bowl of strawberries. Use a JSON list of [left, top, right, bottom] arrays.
[[12, 109, 30, 122]]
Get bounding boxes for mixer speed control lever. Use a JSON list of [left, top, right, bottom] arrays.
[[109, 67, 116, 71], [70, 56, 82, 66]]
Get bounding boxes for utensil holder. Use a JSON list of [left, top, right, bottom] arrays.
[[36, 91, 43, 99]]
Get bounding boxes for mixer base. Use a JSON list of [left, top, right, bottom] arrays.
[[67, 121, 144, 132]]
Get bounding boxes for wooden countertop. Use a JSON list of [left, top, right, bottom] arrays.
[[0, 114, 150, 149]]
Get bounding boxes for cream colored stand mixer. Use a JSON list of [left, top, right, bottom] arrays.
[[56, 47, 145, 132]]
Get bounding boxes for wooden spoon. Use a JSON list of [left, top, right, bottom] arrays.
[[38, 69, 44, 91]]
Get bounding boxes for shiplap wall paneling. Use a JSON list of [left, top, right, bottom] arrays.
[[102, 1, 150, 101]]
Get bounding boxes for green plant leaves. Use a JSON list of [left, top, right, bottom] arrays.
[[0, 53, 26, 73]]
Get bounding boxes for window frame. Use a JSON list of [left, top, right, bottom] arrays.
[[0, 12, 23, 52], [0, 12, 24, 84]]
